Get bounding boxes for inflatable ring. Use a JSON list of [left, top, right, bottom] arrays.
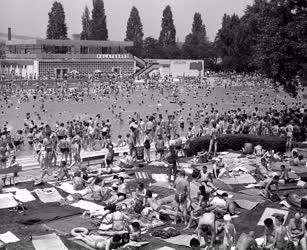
[[71, 227, 89, 237]]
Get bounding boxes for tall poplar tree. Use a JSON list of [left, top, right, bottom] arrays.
[[80, 6, 91, 40], [125, 6, 144, 57], [90, 0, 108, 40], [159, 5, 176, 47], [46, 1, 68, 39]]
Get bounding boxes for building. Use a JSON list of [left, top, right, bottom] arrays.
[[0, 29, 204, 79], [144, 59, 204, 77], [0, 36, 137, 79]]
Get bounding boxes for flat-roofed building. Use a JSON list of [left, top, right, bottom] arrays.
[[0, 38, 137, 79]]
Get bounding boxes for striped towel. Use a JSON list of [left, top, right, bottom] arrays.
[[135, 172, 149, 179]]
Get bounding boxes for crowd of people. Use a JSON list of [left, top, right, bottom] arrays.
[[0, 72, 306, 249]]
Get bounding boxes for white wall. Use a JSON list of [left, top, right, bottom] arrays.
[[170, 60, 203, 77]]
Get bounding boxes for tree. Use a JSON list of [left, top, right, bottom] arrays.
[[125, 6, 144, 57], [183, 13, 216, 67], [90, 0, 108, 40], [183, 13, 208, 59], [81, 6, 91, 40], [142, 37, 163, 58], [159, 5, 176, 47], [251, 0, 307, 96], [46, 1, 68, 39]]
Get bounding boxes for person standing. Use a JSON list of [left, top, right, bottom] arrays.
[[174, 170, 190, 225], [208, 122, 219, 156], [143, 131, 152, 163], [165, 146, 179, 183]]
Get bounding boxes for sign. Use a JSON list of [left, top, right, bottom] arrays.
[[96, 54, 130, 59]]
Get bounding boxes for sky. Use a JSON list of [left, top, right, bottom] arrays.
[[0, 0, 253, 42]]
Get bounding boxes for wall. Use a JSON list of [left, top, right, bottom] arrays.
[[170, 60, 203, 77], [38, 60, 135, 76]]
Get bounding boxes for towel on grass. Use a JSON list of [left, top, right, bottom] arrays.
[[234, 200, 259, 210], [0, 231, 20, 244], [34, 188, 63, 203], [257, 207, 289, 226], [71, 200, 105, 213], [32, 233, 67, 250], [161, 234, 205, 247], [0, 193, 18, 209], [49, 181, 88, 196]]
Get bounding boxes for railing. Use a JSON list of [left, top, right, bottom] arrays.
[[5, 53, 133, 60]]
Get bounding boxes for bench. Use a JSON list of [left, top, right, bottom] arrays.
[[0, 165, 22, 186]]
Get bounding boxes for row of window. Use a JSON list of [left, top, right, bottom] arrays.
[[38, 61, 134, 75]]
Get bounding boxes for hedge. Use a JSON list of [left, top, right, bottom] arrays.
[[184, 134, 286, 157]]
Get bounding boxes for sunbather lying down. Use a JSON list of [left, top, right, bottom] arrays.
[[73, 233, 129, 250], [287, 193, 307, 208]]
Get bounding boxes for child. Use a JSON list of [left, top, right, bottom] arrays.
[[57, 161, 70, 181], [223, 214, 236, 250], [117, 135, 124, 147], [129, 222, 141, 241]]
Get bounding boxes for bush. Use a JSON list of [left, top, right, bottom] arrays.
[[184, 134, 286, 157]]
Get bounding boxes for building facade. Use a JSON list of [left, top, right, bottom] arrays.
[[0, 39, 136, 79]]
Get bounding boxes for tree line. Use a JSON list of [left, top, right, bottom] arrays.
[[46, 0, 306, 96]]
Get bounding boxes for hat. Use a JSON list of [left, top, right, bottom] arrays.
[[223, 214, 232, 222]]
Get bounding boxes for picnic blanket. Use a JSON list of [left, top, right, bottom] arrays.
[[0, 193, 18, 209], [34, 188, 63, 203], [32, 233, 68, 250]]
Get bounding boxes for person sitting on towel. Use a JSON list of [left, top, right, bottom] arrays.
[[200, 165, 217, 191], [196, 212, 217, 249], [288, 212, 306, 249], [279, 165, 291, 184], [236, 231, 258, 250], [261, 175, 279, 199], [72, 171, 84, 190], [108, 177, 127, 205], [128, 222, 141, 241], [207, 192, 236, 217], [99, 204, 130, 232], [213, 157, 230, 179], [118, 152, 134, 169], [144, 190, 176, 220], [262, 218, 275, 249]]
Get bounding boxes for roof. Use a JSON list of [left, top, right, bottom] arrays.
[[5, 39, 134, 47]]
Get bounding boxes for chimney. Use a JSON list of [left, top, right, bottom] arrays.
[[8, 27, 11, 41]]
